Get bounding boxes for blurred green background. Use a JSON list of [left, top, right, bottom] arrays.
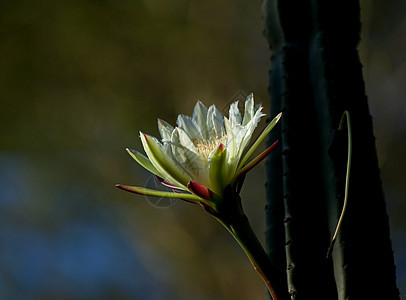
[[0, 1, 405, 299]]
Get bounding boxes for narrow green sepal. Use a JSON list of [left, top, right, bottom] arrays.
[[141, 133, 190, 189], [235, 140, 279, 181], [237, 112, 282, 171], [115, 184, 201, 202], [126, 148, 162, 177]]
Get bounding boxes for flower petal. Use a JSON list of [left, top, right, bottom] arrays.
[[157, 119, 174, 142], [232, 123, 246, 151], [177, 114, 201, 140], [174, 127, 199, 155], [126, 148, 163, 177], [140, 132, 190, 189], [224, 117, 237, 175], [116, 184, 200, 201], [171, 128, 206, 179], [242, 93, 254, 126], [192, 101, 209, 139], [236, 105, 265, 159], [237, 112, 282, 171], [229, 101, 242, 127], [207, 104, 224, 138]]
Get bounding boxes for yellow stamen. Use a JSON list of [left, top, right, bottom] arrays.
[[193, 133, 227, 161]]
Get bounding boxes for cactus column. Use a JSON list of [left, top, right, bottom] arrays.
[[263, 0, 399, 299]]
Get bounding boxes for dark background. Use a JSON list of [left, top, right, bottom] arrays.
[[0, 1, 405, 299]]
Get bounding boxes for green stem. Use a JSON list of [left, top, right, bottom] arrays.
[[230, 218, 285, 299], [213, 192, 289, 300]]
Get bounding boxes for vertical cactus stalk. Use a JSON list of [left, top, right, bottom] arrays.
[[263, 0, 399, 299], [263, 1, 337, 299], [308, 1, 400, 299], [263, 1, 288, 297]]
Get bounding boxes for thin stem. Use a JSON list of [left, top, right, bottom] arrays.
[[327, 111, 352, 257], [216, 212, 289, 300]]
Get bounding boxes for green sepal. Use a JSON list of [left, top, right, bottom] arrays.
[[126, 148, 162, 177], [115, 184, 201, 202], [209, 143, 227, 195], [237, 112, 282, 171], [141, 133, 190, 189], [235, 140, 279, 181]]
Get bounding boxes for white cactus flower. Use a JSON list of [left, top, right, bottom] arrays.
[[117, 94, 281, 206]]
